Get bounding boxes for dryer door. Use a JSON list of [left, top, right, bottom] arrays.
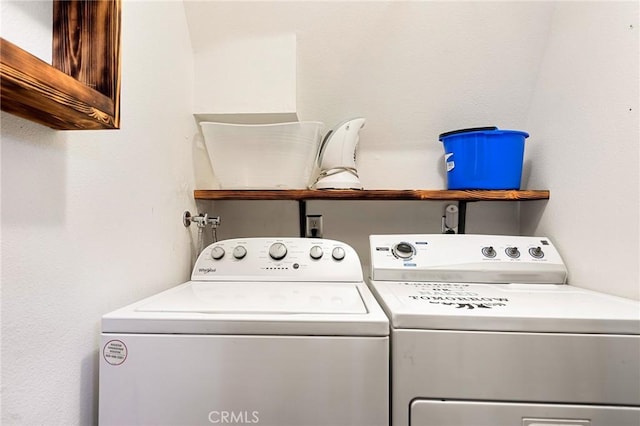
[[410, 400, 640, 426]]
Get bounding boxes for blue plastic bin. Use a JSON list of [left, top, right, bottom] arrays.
[[439, 127, 529, 190]]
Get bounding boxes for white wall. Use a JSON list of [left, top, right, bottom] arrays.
[[193, 33, 297, 116], [523, 1, 639, 300], [186, 1, 554, 188], [1, 1, 197, 424], [0, 0, 52, 63]]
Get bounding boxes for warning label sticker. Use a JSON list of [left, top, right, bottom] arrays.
[[103, 340, 128, 366]]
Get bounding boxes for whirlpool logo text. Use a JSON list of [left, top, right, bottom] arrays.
[[208, 411, 260, 424]]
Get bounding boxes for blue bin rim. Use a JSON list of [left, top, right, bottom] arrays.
[[439, 127, 529, 142]]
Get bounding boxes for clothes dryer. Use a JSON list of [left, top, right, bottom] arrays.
[[99, 237, 389, 426], [368, 234, 640, 426]]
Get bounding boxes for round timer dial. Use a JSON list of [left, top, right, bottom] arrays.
[[332, 247, 346, 261], [233, 245, 247, 259], [310, 246, 324, 260], [392, 242, 415, 260], [210, 246, 225, 260], [269, 242, 288, 260]]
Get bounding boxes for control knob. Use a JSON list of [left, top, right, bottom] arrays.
[[268, 242, 287, 260], [529, 246, 545, 259], [482, 246, 497, 258], [310, 246, 324, 260], [505, 247, 521, 258], [211, 246, 225, 260], [332, 247, 346, 261], [392, 242, 415, 260], [233, 245, 247, 260]]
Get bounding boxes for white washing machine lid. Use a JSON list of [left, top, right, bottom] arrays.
[[102, 281, 389, 336], [138, 281, 367, 314], [369, 281, 640, 334]]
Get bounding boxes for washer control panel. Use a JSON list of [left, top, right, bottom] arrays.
[[192, 238, 362, 282], [370, 234, 567, 284]]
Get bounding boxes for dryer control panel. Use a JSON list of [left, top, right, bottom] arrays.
[[192, 238, 363, 282], [370, 234, 567, 284]]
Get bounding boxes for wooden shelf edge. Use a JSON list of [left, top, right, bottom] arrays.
[[194, 189, 550, 201]]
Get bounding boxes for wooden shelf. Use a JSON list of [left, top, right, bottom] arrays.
[[194, 189, 550, 201]]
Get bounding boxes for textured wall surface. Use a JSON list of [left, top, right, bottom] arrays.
[[523, 1, 639, 299], [186, 1, 554, 189], [0, 0, 52, 62]]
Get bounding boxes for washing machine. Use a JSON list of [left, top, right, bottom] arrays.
[[368, 234, 640, 426], [99, 237, 389, 426]]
